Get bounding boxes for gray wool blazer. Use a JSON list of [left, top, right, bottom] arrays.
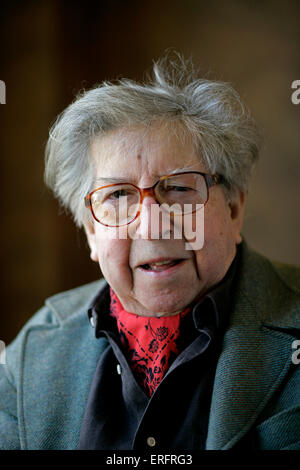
[[0, 241, 299, 450]]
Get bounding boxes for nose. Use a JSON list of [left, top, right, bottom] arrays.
[[130, 194, 171, 240], [134, 195, 160, 240]]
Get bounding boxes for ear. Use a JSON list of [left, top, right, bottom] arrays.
[[83, 222, 99, 262], [229, 191, 246, 245]]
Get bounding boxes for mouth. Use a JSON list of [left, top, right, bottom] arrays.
[[138, 258, 185, 272]]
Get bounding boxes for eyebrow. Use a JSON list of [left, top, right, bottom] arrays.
[[94, 166, 201, 185], [94, 177, 133, 185], [165, 166, 200, 174]]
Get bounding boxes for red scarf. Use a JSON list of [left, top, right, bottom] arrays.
[[109, 288, 190, 397]]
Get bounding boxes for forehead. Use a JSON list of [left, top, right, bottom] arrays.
[[90, 121, 204, 180]]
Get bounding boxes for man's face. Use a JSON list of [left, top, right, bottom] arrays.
[[84, 122, 245, 316]]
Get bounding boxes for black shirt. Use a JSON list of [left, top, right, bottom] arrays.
[[78, 248, 240, 450]]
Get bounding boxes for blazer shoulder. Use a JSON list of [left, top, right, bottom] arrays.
[[4, 279, 107, 385], [270, 260, 300, 295], [44, 278, 107, 324], [238, 243, 300, 329]]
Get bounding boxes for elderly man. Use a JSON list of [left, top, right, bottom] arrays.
[[0, 55, 299, 451]]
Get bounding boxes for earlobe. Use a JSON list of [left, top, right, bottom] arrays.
[[83, 222, 99, 262], [235, 232, 243, 244]]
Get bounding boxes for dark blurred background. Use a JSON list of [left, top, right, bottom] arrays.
[[1, 0, 299, 344]]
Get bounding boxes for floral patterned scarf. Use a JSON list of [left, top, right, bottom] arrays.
[[109, 288, 190, 397]]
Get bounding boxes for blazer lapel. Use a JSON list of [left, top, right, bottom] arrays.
[[206, 243, 300, 450]]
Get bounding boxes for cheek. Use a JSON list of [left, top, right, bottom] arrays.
[[204, 197, 234, 246], [97, 238, 129, 268], [94, 229, 133, 281], [194, 204, 235, 276]]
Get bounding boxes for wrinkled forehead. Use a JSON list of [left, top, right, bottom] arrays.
[[89, 120, 205, 181]]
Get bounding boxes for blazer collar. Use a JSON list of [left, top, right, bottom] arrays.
[[206, 241, 300, 449]]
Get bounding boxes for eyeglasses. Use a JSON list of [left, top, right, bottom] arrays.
[[84, 171, 223, 227]]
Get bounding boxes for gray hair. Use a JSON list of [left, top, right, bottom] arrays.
[[45, 54, 261, 227]]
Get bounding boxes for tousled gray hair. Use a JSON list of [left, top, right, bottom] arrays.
[[45, 54, 261, 227]]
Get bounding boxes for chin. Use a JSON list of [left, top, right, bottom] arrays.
[[137, 292, 193, 317]]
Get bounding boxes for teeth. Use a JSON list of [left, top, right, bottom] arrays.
[[140, 259, 183, 271], [141, 260, 181, 271]]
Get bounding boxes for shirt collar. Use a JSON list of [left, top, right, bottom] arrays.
[[88, 244, 241, 339], [191, 245, 241, 338]]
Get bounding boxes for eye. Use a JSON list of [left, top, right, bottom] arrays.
[[108, 189, 129, 199], [102, 187, 138, 204], [165, 185, 193, 192]]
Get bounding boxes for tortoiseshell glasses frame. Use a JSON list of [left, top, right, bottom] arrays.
[[84, 171, 224, 227]]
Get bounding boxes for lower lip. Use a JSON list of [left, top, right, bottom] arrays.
[[137, 260, 186, 278]]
